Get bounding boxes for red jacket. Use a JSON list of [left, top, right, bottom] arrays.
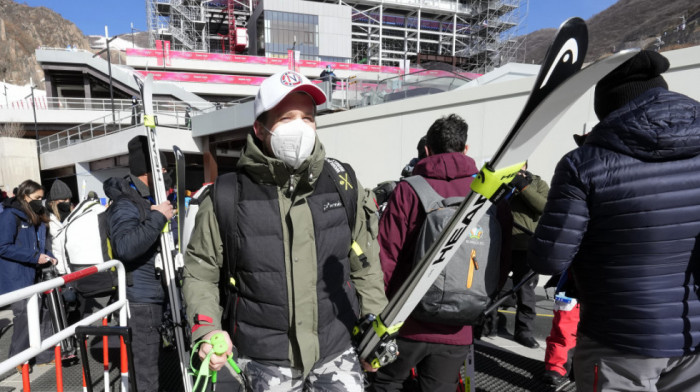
[[378, 152, 511, 345]]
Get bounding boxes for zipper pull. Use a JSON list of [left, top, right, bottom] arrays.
[[467, 249, 477, 289], [287, 174, 295, 196]]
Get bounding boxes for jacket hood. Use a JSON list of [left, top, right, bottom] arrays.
[[103, 176, 128, 201], [237, 132, 326, 189], [587, 88, 700, 161], [2, 197, 18, 209], [412, 152, 478, 181], [103, 174, 151, 202], [3, 197, 28, 220]]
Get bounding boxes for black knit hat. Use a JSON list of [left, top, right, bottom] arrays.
[[128, 135, 151, 176], [594, 50, 670, 120], [128, 135, 169, 176], [48, 179, 72, 201]]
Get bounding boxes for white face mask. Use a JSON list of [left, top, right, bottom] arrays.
[[267, 118, 316, 169]]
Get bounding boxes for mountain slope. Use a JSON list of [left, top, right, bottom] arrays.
[[518, 0, 700, 64], [0, 0, 90, 87]]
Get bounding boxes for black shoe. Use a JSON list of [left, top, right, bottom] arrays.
[[514, 334, 540, 348], [542, 370, 567, 386]]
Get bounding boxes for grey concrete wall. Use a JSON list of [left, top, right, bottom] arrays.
[[0, 138, 40, 192]]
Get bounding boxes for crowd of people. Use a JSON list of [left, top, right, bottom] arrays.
[[2, 49, 700, 392]]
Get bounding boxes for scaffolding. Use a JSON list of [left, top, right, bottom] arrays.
[[326, 0, 525, 72], [146, 0, 256, 53], [146, 0, 524, 72]]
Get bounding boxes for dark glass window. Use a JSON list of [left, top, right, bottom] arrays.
[[264, 10, 319, 60]]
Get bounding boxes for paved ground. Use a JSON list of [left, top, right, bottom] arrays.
[[0, 283, 575, 392]]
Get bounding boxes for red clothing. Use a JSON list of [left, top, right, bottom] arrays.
[[545, 304, 580, 376], [378, 152, 511, 345]]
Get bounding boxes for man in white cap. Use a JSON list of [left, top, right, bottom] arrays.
[[183, 70, 387, 391]]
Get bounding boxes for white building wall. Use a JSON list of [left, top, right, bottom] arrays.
[[316, 3, 352, 60], [258, 0, 352, 60], [0, 138, 40, 192], [317, 46, 700, 190], [74, 162, 128, 201]]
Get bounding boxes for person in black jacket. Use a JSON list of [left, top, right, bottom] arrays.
[[528, 50, 700, 391], [104, 136, 174, 392]]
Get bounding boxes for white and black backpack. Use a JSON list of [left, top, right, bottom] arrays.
[[61, 199, 117, 297]]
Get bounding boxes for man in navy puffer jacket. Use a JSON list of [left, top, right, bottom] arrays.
[[528, 50, 700, 391]]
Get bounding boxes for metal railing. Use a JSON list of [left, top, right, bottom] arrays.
[[0, 260, 127, 376], [38, 100, 213, 154], [4, 96, 211, 113], [319, 69, 471, 110]]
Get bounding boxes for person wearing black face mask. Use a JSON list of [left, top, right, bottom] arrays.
[[46, 179, 74, 275], [0, 179, 58, 371]]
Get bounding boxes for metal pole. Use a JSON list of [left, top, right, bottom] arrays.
[[105, 26, 116, 124], [30, 78, 38, 143], [2, 79, 8, 108], [131, 22, 135, 48]]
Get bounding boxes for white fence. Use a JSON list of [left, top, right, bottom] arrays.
[[0, 260, 127, 380]]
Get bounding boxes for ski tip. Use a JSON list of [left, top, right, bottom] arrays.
[[559, 16, 585, 29]]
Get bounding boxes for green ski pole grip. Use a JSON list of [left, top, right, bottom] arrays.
[[211, 333, 242, 374]]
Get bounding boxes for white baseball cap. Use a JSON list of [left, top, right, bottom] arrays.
[[254, 70, 327, 120]]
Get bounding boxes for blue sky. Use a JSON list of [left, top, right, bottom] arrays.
[[22, 0, 618, 37]]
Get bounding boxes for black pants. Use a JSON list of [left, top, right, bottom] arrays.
[[128, 302, 164, 392], [511, 250, 539, 338], [370, 338, 470, 392], [10, 297, 56, 364]]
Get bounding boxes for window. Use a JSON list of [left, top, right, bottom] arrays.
[[264, 10, 319, 60]]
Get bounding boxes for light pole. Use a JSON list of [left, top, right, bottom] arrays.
[[2, 79, 9, 108], [24, 77, 39, 148], [93, 26, 120, 123]]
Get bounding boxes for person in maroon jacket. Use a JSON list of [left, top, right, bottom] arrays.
[[371, 114, 511, 392]]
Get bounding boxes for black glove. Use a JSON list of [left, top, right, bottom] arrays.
[[511, 170, 533, 192]]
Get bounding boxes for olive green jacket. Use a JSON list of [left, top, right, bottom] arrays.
[[182, 133, 387, 374], [511, 174, 550, 250]]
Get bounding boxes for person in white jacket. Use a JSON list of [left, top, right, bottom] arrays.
[[46, 179, 73, 274]]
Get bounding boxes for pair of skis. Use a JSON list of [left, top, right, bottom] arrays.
[[135, 74, 193, 392], [356, 17, 640, 367]]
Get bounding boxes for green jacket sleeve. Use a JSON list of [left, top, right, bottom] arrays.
[[182, 196, 224, 343], [519, 176, 550, 215], [349, 181, 388, 317]]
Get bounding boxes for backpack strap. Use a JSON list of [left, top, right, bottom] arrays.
[[323, 158, 358, 231], [211, 172, 239, 324], [403, 175, 446, 212], [323, 158, 367, 267]]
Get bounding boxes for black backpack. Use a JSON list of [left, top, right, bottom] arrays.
[[404, 175, 502, 325], [372, 180, 397, 218], [210, 158, 360, 328]]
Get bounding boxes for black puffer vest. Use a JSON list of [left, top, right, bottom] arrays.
[[217, 171, 360, 365]]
